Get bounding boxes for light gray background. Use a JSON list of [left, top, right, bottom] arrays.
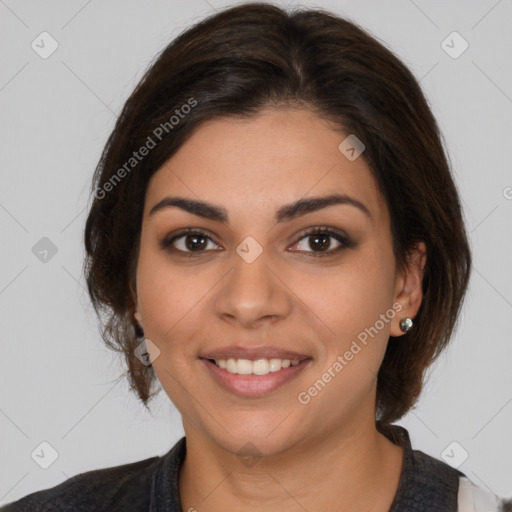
[[1, 0, 511, 505]]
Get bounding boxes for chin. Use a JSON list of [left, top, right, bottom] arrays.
[[200, 418, 310, 460]]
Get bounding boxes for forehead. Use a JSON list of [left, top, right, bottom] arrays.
[[145, 108, 388, 224]]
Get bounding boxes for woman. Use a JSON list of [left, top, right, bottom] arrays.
[[3, 2, 510, 511]]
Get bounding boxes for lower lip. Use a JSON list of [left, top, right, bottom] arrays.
[[201, 358, 311, 397]]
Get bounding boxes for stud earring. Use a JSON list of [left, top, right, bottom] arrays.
[[400, 317, 413, 333]]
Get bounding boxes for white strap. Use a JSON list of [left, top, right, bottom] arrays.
[[457, 476, 503, 512]]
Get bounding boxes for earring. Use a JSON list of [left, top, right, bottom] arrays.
[[400, 317, 413, 333]]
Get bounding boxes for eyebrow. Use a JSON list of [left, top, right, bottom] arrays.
[[149, 193, 372, 223]]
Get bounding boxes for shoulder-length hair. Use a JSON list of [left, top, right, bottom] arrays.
[[84, 2, 471, 425]]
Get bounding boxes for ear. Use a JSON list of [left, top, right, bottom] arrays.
[[390, 241, 427, 337], [129, 280, 143, 327]]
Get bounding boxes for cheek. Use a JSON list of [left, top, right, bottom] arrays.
[[135, 244, 205, 348], [306, 250, 395, 371], [308, 257, 392, 334]]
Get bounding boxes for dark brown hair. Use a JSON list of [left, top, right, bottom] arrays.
[[83, 2, 472, 424]]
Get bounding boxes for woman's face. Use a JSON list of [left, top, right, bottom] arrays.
[[134, 107, 424, 457]]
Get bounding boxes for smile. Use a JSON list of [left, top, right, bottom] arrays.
[[201, 357, 311, 397], [212, 357, 300, 375]]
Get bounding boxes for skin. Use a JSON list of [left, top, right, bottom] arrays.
[[132, 107, 426, 511]]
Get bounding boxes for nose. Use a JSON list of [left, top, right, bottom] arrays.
[[213, 247, 293, 329]]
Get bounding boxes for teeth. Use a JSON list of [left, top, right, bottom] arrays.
[[214, 358, 301, 375]]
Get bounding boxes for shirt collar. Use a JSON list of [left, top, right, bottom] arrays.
[[152, 423, 461, 512]]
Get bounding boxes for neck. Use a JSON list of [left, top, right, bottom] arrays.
[[179, 419, 403, 512]]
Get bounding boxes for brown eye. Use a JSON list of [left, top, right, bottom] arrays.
[[293, 233, 342, 253], [289, 227, 356, 256], [160, 229, 221, 254], [306, 233, 335, 252], [181, 233, 209, 251]]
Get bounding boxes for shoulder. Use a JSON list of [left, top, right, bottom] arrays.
[[380, 423, 511, 512], [457, 476, 512, 512], [409, 447, 512, 511], [1, 452, 163, 512]]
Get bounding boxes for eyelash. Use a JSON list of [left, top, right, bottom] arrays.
[[160, 226, 356, 258]]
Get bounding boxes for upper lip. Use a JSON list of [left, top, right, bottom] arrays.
[[200, 345, 311, 361]]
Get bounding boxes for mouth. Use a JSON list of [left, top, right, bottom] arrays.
[[206, 357, 303, 375], [199, 349, 312, 397]]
